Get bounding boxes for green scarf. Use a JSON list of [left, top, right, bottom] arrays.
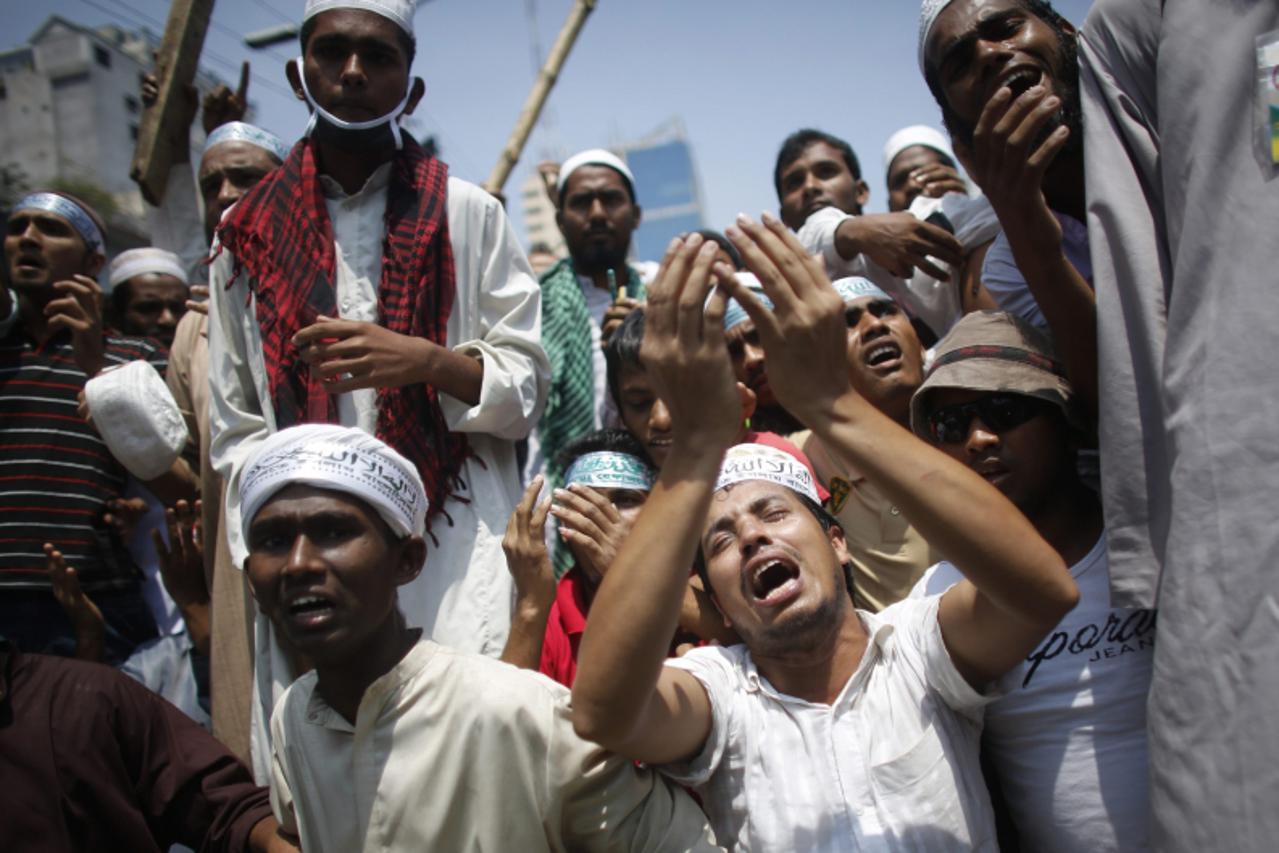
[[537, 257, 643, 571]]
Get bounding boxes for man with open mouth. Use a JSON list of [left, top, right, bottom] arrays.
[[571, 219, 1078, 851], [241, 423, 720, 852], [791, 277, 942, 614]]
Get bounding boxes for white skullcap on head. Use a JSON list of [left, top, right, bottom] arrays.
[[84, 361, 189, 481], [715, 443, 821, 505], [918, 0, 959, 72], [204, 121, 291, 163], [108, 248, 187, 288], [556, 148, 636, 197], [832, 276, 893, 304], [304, 0, 415, 38], [883, 125, 956, 173], [239, 424, 427, 539]]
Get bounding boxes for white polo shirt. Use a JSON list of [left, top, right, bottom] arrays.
[[662, 595, 997, 852]]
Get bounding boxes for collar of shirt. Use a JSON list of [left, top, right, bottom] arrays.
[[303, 634, 438, 733], [319, 161, 394, 202], [739, 609, 897, 706], [555, 566, 592, 638]]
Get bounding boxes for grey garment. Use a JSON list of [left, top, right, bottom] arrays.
[[1082, 2, 1279, 851]]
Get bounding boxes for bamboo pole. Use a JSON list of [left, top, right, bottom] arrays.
[[130, 0, 216, 206], [484, 0, 598, 195]]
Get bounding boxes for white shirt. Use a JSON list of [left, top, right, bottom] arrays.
[[912, 537, 1153, 852], [207, 169, 550, 780], [270, 639, 723, 852], [796, 196, 1000, 339], [663, 596, 998, 852], [980, 211, 1092, 329]]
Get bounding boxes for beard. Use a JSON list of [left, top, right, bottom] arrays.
[[567, 236, 628, 277]]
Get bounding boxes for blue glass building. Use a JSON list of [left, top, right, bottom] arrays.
[[624, 135, 706, 262]]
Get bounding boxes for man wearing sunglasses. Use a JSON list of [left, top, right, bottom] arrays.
[[909, 310, 1153, 853]]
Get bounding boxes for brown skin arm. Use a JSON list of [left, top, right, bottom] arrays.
[[959, 240, 999, 314], [571, 235, 738, 764], [720, 213, 1078, 690], [248, 816, 300, 853], [499, 478, 556, 671], [959, 84, 1098, 424], [293, 317, 483, 406]]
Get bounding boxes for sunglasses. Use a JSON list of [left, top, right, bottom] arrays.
[[926, 393, 1051, 445]]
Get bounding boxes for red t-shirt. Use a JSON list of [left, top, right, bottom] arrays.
[[538, 568, 592, 688]]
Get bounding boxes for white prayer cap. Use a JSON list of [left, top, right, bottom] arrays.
[[918, 0, 959, 72], [84, 361, 189, 481], [556, 148, 636, 198], [304, 0, 415, 38], [240, 424, 427, 539], [715, 442, 821, 505], [883, 125, 956, 173], [832, 276, 892, 304], [108, 248, 187, 288], [204, 121, 291, 163]]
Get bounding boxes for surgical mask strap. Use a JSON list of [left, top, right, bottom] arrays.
[[294, 57, 410, 150]]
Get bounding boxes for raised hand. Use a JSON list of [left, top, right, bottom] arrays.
[[960, 83, 1070, 254], [202, 61, 250, 134], [551, 484, 634, 582], [46, 544, 105, 661], [722, 213, 855, 428], [638, 234, 740, 449], [501, 477, 556, 612], [152, 500, 211, 655], [46, 274, 106, 377]]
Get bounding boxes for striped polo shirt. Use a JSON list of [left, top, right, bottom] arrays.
[[0, 306, 167, 592]]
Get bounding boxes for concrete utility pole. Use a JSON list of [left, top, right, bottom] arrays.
[[484, 0, 598, 196], [130, 0, 215, 205]]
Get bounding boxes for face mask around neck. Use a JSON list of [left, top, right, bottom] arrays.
[[295, 57, 412, 151]]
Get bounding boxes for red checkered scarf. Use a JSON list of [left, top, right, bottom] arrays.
[[216, 137, 470, 528]]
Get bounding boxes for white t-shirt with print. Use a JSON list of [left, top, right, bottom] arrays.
[[662, 595, 998, 852], [911, 536, 1153, 852]]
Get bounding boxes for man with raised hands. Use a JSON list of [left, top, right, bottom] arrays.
[[570, 221, 1077, 851]]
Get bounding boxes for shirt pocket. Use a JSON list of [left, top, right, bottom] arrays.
[[869, 724, 974, 848]]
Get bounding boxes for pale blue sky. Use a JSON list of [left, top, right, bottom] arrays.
[[7, 0, 1095, 244]]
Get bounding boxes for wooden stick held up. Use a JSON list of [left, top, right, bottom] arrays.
[[130, 0, 216, 206]]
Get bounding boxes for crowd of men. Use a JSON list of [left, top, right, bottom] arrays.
[[1, 0, 1276, 850]]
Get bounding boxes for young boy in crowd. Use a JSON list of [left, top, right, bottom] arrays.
[[241, 423, 720, 852]]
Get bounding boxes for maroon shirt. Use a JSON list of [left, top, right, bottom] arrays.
[[0, 642, 272, 852]]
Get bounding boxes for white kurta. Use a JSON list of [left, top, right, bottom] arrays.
[[207, 166, 549, 780], [270, 639, 723, 852]]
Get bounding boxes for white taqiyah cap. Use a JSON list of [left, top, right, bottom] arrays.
[[108, 248, 187, 288], [303, 0, 415, 38], [715, 442, 821, 505], [84, 361, 189, 481], [832, 276, 892, 304], [556, 148, 636, 197], [883, 125, 956, 172], [919, 0, 959, 72], [204, 122, 291, 163], [239, 424, 427, 539]]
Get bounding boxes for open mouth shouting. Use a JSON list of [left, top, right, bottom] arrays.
[[283, 591, 339, 631], [863, 340, 903, 372], [745, 551, 803, 609], [992, 65, 1047, 103]]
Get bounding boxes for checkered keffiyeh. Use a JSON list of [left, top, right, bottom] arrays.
[[216, 136, 470, 530]]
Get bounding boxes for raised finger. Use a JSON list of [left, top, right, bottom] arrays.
[[974, 86, 1017, 142], [1007, 93, 1061, 155], [530, 496, 552, 533], [1026, 125, 1070, 175], [717, 266, 783, 345], [729, 216, 811, 311], [550, 497, 606, 541], [292, 320, 359, 346], [556, 487, 614, 530], [676, 239, 720, 349], [567, 483, 622, 524], [516, 476, 544, 517]]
